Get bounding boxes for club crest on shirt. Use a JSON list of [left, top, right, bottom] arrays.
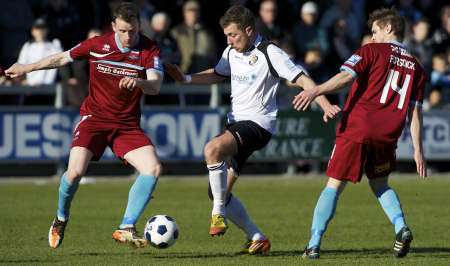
[[102, 44, 110, 51], [249, 54, 258, 65], [345, 54, 362, 66]]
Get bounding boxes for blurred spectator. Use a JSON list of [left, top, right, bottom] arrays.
[[292, 1, 328, 60], [170, 0, 217, 73], [17, 18, 62, 86], [425, 54, 450, 110], [62, 28, 102, 108], [405, 18, 433, 72], [133, 0, 155, 38], [427, 89, 443, 110], [302, 48, 332, 85], [431, 54, 450, 91], [431, 5, 450, 54], [398, 0, 423, 24], [320, 0, 362, 47], [255, 0, 284, 44], [0, 0, 33, 67], [148, 12, 181, 66], [330, 18, 356, 64], [42, 0, 83, 50]]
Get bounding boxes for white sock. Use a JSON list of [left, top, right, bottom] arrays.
[[227, 194, 265, 241], [207, 161, 227, 216]]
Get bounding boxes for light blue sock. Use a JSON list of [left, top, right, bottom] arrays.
[[308, 187, 339, 248], [376, 186, 406, 234], [120, 175, 157, 228], [57, 172, 80, 221]]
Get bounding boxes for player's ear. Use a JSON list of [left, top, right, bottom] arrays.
[[245, 26, 253, 37], [111, 21, 116, 32], [385, 23, 392, 35]]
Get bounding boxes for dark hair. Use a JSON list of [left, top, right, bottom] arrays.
[[368, 7, 405, 41], [112, 2, 140, 23], [219, 5, 255, 30]]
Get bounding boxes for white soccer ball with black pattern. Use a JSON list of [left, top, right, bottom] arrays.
[[144, 215, 179, 249]]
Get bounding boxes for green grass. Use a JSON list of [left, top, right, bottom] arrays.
[[1, 175, 450, 265]]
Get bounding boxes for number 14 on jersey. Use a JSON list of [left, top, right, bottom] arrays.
[[380, 69, 411, 110]]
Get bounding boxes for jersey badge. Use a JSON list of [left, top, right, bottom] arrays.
[[345, 54, 362, 66], [249, 54, 258, 65], [102, 44, 110, 51]]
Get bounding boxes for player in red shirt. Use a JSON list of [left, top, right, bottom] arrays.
[[293, 8, 427, 259], [6, 3, 163, 249]]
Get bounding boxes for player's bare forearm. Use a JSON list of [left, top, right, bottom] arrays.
[[6, 51, 71, 78], [164, 63, 225, 85], [316, 71, 354, 96], [136, 78, 161, 95], [295, 75, 332, 109], [137, 70, 163, 95], [190, 68, 226, 84], [409, 105, 427, 177], [31, 51, 72, 71], [409, 106, 424, 154]]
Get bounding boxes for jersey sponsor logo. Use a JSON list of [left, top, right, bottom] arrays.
[[102, 44, 110, 51], [345, 54, 362, 66], [89, 51, 115, 58], [231, 73, 257, 84], [248, 54, 258, 65], [96, 63, 139, 77]]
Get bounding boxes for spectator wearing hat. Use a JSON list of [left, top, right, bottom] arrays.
[[149, 12, 181, 67], [17, 18, 62, 86], [170, 0, 217, 73], [292, 1, 328, 60]]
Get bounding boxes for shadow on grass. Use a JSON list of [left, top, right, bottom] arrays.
[[323, 247, 450, 258], [70, 247, 450, 260], [71, 250, 302, 259], [0, 259, 58, 264]]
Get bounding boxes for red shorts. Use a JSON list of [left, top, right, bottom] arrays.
[[71, 115, 153, 161], [326, 137, 396, 183]]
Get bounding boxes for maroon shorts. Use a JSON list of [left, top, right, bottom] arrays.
[[326, 137, 396, 183], [71, 115, 153, 161]]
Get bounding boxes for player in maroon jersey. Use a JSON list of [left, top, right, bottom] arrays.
[[293, 8, 427, 259], [6, 3, 163, 249]]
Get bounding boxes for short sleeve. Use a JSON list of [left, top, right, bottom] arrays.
[[69, 38, 96, 60], [143, 46, 164, 74], [214, 46, 231, 77], [340, 45, 374, 78], [266, 44, 304, 82]]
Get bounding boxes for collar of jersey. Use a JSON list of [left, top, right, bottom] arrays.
[[114, 33, 140, 53], [239, 34, 263, 54], [388, 40, 405, 48]]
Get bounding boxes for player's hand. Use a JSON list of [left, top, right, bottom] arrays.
[[414, 150, 427, 178], [5, 63, 32, 78], [293, 87, 319, 111], [322, 104, 341, 123], [119, 77, 138, 91], [164, 63, 186, 82]]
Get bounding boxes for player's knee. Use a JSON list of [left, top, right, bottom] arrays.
[[141, 163, 162, 177], [66, 168, 84, 183], [204, 141, 222, 163]]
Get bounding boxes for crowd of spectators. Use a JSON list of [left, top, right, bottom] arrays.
[[0, 0, 449, 110]]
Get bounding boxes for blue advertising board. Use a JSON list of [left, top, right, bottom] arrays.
[[0, 109, 221, 162]]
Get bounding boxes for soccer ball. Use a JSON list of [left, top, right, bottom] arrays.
[[144, 215, 179, 249]]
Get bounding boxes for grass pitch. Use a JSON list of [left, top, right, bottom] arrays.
[[1, 175, 449, 265]]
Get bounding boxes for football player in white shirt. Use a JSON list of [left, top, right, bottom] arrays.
[[165, 5, 340, 255]]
